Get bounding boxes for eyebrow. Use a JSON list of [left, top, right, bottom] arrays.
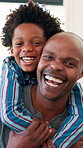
[[13, 36, 45, 41], [64, 57, 79, 62], [42, 50, 80, 62], [42, 50, 54, 55]]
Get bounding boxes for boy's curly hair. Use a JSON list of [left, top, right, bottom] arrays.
[[1, 0, 63, 49]]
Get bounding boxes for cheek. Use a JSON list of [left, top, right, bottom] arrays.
[[36, 45, 45, 56], [37, 59, 45, 71], [37, 61, 44, 79], [37, 64, 42, 77], [67, 70, 78, 85], [64, 71, 78, 93], [37, 49, 43, 57], [12, 49, 17, 55]]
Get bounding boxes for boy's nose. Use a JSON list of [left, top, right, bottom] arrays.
[[22, 44, 33, 52]]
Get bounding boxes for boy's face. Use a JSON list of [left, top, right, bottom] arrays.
[[37, 33, 83, 101], [11, 23, 46, 72]]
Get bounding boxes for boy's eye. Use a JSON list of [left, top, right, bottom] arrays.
[[32, 41, 44, 46], [15, 42, 23, 46]]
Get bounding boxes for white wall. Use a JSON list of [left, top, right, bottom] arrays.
[[64, 0, 83, 38], [0, 3, 21, 72], [64, 0, 83, 86]]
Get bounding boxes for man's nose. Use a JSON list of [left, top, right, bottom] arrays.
[[50, 59, 64, 71], [22, 44, 33, 52]]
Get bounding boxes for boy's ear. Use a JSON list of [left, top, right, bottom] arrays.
[[10, 47, 14, 56]]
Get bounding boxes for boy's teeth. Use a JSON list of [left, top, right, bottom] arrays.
[[22, 57, 34, 61], [45, 75, 63, 83]]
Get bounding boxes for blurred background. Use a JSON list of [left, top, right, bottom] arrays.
[[0, 0, 83, 85]]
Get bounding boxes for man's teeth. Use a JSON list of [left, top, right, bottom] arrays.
[[45, 75, 63, 83], [46, 81, 58, 87]]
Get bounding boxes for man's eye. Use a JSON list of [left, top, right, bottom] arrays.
[[43, 55, 53, 60], [65, 61, 76, 67]]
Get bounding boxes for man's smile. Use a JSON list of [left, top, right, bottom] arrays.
[[44, 74, 65, 88]]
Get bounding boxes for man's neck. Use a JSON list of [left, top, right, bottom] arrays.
[[31, 84, 68, 122]]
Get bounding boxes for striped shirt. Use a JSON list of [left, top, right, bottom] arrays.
[[0, 56, 83, 147], [0, 56, 37, 131], [52, 84, 83, 147]]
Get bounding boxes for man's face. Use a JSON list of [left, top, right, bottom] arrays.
[[37, 33, 83, 101]]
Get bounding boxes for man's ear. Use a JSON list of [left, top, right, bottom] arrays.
[[80, 71, 83, 79], [10, 47, 14, 56]]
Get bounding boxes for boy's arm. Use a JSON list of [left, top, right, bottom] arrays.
[[42, 137, 83, 148], [0, 59, 33, 132], [51, 83, 83, 147], [52, 115, 83, 147]]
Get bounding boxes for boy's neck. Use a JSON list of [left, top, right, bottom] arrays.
[[25, 69, 37, 78]]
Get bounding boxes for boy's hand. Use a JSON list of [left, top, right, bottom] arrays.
[[7, 119, 52, 148], [42, 139, 56, 148]]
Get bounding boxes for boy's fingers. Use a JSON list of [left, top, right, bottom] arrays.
[[47, 128, 57, 138], [16, 120, 40, 136], [31, 122, 48, 141], [46, 139, 56, 148], [36, 126, 51, 145], [42, 142, 48, 148]]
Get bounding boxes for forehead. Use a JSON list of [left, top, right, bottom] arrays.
[[42, 33, 83, 60], [13, 23, 45, 38]]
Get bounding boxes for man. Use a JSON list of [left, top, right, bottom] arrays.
[[1, 32, 83, 148]]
